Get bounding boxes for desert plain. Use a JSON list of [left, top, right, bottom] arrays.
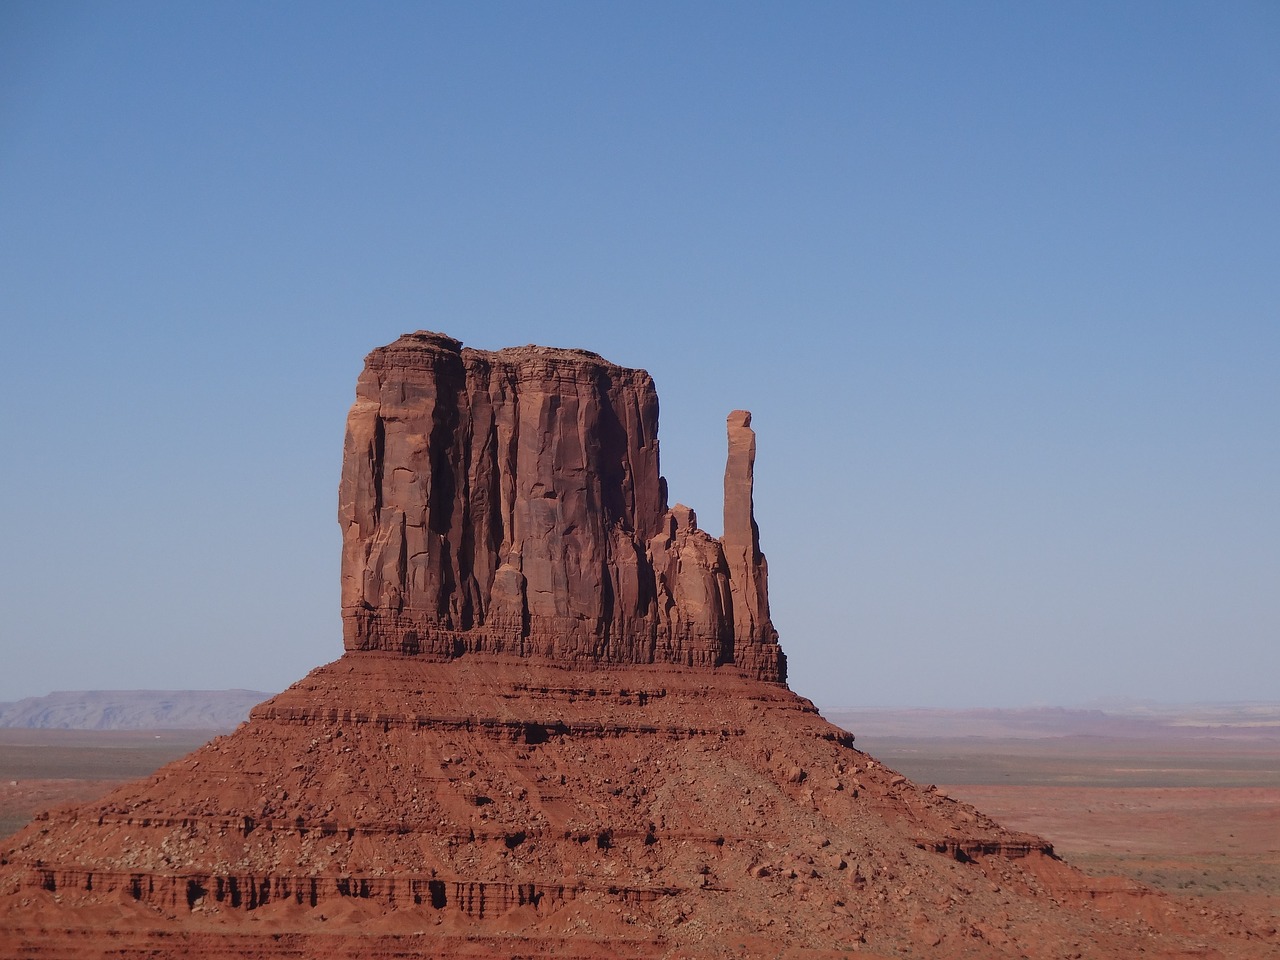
[[833, 706, 1280, 936]]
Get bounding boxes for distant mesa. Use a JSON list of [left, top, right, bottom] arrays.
[[0, 690, 272, 732], [0, 331, 1272, 959]]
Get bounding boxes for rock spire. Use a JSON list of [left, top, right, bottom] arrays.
[[338, 331, 784, 681]]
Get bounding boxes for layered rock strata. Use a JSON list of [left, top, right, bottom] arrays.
[[339, 332, 782, 681]]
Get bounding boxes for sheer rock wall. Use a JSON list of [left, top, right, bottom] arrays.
[[338, 331, 784, 681]]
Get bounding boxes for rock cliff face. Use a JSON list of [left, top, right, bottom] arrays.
[[339, 331, 783, 681]]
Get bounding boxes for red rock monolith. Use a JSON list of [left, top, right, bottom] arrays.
[[338, 331, 784, 681]]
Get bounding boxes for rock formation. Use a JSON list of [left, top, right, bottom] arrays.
[[338, 331, 783, 681], [0, 332, 1273, 960]]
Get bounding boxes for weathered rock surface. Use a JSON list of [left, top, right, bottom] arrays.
[[339, 331, 783, 681], [0, 332, 1273, 959]]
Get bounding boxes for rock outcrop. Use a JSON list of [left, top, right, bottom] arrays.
[[338, 331, 783, 681]]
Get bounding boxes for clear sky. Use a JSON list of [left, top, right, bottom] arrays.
[[2, 2, 1276, 708]]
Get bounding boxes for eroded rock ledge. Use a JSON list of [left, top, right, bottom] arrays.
[[339, 331, 784, 681]]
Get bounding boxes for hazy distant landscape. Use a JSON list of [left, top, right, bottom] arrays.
[[0, 689, 273, 731], [826, 701, 1280, 740]]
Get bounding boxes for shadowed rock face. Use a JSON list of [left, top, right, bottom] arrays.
[[338, 331, 783, 681]]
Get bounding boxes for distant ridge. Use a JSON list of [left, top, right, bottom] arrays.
[[0, 689, 273, 731], [824, 702, 1280, 740]]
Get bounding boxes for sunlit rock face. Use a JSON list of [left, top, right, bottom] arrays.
[[338, 331, 783, 681]]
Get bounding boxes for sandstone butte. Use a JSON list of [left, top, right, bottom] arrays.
[[0, 331, 1273, 960]]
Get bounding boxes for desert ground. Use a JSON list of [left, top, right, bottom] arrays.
[[0, 729, 213, 838], [4, 714, 1277, 936], [844, 723, 1280, 933]]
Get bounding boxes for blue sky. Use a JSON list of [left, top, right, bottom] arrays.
[[2, 2, 1276, 708]]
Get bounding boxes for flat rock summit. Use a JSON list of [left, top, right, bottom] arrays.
[[0, 332, 1272, 959]]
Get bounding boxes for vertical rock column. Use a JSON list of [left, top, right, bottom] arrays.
[[722, 410, 782, 677]]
